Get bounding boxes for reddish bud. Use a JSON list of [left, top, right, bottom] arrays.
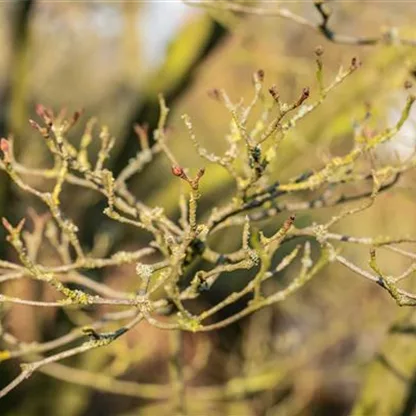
[[0, 217, 24, 234], [281, 214, 296, 233], [296, 87, 310, 106], [0, 138, 9, 155], [1, 217, 12, 232], [134, 123, 150, 150], [36, 103, 46, 118], [134, 123, 149, 136], [35, 104, 53, 126], [0, 138, 11, 163], [67, 109, 83, 129], [172, 165, 184, 177]]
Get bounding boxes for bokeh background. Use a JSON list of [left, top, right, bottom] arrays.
[[2, 1, 416, 415]]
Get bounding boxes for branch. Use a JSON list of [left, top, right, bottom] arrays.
[[0, 314, 143, 399], [184, 0, 416, 47]]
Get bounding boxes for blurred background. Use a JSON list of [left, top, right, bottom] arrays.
[[2, 1, 416, 415]]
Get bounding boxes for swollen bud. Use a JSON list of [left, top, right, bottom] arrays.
[[254, 69, 265, 83], [295, 87, 310, 106], [268, 85, 280, 102], [196, 167, 205, 179], [0, 138, 9, 154], [351, 57, 361, 70], [0, 138, 10, 163], [315, 45, 324, 57], [172, 165, 185, 177], [72, 110, 82, 124]]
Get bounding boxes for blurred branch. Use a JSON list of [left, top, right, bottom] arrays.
[[351, 308, 416, 415], [313, 0, 416, 46], [169, 330, 187, 415], [0, 313, 143, 399], [184, 0, 416, 47]]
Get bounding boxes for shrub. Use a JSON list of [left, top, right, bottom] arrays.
[[2, 1, 416, 413]]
